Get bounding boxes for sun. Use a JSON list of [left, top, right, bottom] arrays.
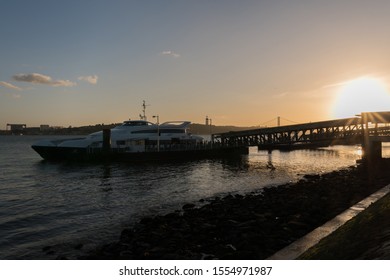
[[332, 77, 390, 118]]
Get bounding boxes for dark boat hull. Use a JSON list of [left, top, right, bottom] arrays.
[[31, 145, 248, 162]]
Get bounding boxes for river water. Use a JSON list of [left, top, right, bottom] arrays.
[[1, 135, 387, 259]]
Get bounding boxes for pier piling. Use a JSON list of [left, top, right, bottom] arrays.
[[103, 129, 111, 152]]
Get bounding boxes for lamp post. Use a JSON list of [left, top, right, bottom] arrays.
[[153, 115, 160, 152]]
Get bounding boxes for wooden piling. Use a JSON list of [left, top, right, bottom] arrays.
[[103, 129, 111, 152]]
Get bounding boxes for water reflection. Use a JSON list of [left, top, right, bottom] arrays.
[[99, 165, 112, 192], [382, 143, 390, 158], [355, 146, 363, 157], [266, 153, 276, 171]]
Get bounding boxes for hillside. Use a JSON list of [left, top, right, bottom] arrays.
[[189, 123, 261, 135], [1, 123, 261, 136]]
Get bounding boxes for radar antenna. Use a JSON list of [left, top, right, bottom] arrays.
[[139, 100, 150, 120]]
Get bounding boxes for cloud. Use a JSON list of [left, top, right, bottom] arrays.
[[273, 92, 289, 99], [12, 73, 76, 87], [161, 50, 180, 58], [322, 82, 346, 89], [13, 73, 51, 84], [52, 79, 76, 87], [0, 81, 22, 91], [78, 75, 98, 85], [3, 93, 21, 99], [11, 93, 21, 99]]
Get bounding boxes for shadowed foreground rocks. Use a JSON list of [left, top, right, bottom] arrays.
[[80, 160, 390, 260]]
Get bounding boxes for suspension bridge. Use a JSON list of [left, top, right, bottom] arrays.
[[212, 111, 390, 161]]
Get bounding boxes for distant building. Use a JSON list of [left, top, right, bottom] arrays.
[[6, 124, 27, 134], [205, 116, 212, 126], [40, 125, 50, 131]]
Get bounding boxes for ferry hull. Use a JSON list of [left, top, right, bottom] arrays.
[[32, 146, 89, 161], [31, 145, 248, 162]]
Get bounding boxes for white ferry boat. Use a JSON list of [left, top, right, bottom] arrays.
[[31, 101, 247, 162]]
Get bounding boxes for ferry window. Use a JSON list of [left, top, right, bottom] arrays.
[[160, 129, 185, 133], [132, 129, 157, 134], [123, 121, 148, 126], [131, 129, 185, 134]]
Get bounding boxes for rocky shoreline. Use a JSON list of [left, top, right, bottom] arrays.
[[79, 160, 390, 260]]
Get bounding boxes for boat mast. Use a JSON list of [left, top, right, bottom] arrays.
[[139, 100, 150, 121]]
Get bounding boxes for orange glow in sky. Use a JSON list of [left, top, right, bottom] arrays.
[[1, 1, 390, 128], [332, 77, 390, 119]]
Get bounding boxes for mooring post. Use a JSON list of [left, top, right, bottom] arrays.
[[103, 129, 111, 152], [361, 113, 383, 162], [369, 140, 382, 160], [361, 112, 369, 160]]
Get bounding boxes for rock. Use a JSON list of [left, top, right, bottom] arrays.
[[182, 203, 196, 210], [42, 246, 52, 252], [119, 250, 133, 258], [303, 174, 321, 180], [140, 217, 153, 224], [120, 228, 134, 242]]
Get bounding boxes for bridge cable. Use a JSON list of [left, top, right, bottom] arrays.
[[280, 117, 300, 125], [259, 117, 278, 126]]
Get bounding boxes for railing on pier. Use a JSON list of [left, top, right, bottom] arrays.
[[213, 117, 365, 148], [212, 111, 390, 160]]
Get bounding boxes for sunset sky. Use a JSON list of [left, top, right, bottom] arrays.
[[1, 0, 390, 128]]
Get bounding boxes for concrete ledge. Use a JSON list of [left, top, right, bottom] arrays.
[[267, 184, 390, 260]]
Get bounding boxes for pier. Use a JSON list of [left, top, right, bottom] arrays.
[[212, 111, 390, 161]]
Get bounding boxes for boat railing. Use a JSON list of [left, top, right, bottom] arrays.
[[144, 141, 216, 152]]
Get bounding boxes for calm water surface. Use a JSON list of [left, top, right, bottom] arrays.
[[1, 135, 384, 259]]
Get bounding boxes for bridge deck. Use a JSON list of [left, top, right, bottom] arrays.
[[212, 112, 390, 152]]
